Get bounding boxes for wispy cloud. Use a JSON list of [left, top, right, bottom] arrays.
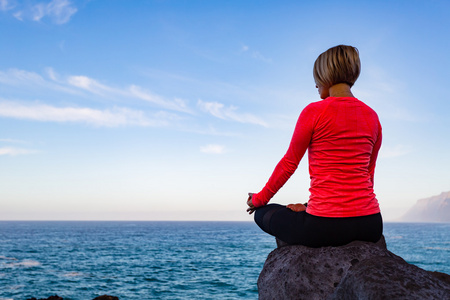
[[197, 99, 267, 127], [0, 68, 46, 86], [0, 0, 14, 11], [0, 147, 37, 156], [0, 138, 27, 143], [251, 51, 272, 63], [0, 101, 171, 127], [67, 75, 116, 96], [200, 144, 226, 154], [129, 85, 191, 113], [13, 10, 22, 20], [66, 75, 192, 113], [0, 67, 270, 130], [0, 68, 77, 95], [241, 45, 272, 63], [4, 0, 77, 24], [1, 68, 193, 113], [0, 137, 36, 156], [46, 0, 77, 24], [380, 144, 412, 158]]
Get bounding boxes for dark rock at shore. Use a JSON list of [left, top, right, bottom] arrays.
[[258, 237, 450, 300], [92, 296, 119, 300], [27, 295, 118, 300]]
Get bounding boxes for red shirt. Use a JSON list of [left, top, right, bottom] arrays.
[[252, 97, 382, 218]]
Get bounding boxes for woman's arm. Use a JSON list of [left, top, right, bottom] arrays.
[[251, 104, 316, 207]]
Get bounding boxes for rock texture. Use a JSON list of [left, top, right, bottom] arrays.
[[258, 237, 450, 300], [332, 256, 450, 299], [92, 296, 119, 300]]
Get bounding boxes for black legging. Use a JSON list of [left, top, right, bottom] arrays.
[[254, 204, 382, 248]]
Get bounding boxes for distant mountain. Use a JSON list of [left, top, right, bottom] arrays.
[[400, 191, 450, 223]]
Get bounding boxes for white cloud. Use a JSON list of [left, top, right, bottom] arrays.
[[0, 101, 168, 127], [32, 3, 45, 21], [0, 138, 26, 143], [0, 68, 194, 113], [45, 67, 58, 81], [0, 0, 14, 11], [200, 144, 226, 154], [46, 0, 77, 24], [61, 72, 191, 113], [4, 0, 77, 24], [252, 51, 272, 63], [240, 45, 272, 63], [67, 75, 115, 95], [0, 68, 46, 86], [0, 147, 36, 156], [13, 10, 22, 20], [0, 68, 79, 95], [129, 85, 191, 113], [197, 99, 267, 127]]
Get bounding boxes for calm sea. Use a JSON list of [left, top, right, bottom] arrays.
[[0, 221, 448, 300]]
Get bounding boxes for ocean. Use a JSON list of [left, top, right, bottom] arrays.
[[0, 221, 448, 300]]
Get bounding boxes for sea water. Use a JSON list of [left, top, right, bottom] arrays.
[[0, 221, 448, 300]]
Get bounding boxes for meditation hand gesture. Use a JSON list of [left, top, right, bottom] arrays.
[[246, 193, 256, 215], [286, 203, 306, 212]]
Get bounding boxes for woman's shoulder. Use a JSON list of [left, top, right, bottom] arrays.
[[302, 98, 332, 113], [353, 98, 380, 118], [298, 99, 330, 123]]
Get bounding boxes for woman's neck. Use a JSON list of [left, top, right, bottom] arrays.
[[329, 83, 354, 98]]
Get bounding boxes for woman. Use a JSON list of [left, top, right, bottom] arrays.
[[247, 45, 382, 248]]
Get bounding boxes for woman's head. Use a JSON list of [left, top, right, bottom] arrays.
[[313, 45, 361, 90]]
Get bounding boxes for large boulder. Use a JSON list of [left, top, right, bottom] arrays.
[[258, 238, 450, 300], [331, 256, 450, 299]]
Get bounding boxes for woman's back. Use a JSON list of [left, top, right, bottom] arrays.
[[305, 96, 382, 217]]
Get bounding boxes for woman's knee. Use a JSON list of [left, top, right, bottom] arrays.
[[254, 204, 285, 233]]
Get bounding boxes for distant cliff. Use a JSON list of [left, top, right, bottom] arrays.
[[400, 191, 450, 223]]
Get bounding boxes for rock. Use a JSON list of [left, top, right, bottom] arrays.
[[92, 296, 119, 300], [331, 256, 450, 299], [26, 296, 63, 300], [258, 237, 450, 300]]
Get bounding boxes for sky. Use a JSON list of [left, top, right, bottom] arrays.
[[0, 0, 449, 221]]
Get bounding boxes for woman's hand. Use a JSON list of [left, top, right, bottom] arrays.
[[246, 193, 256, 215], [286, 203, 306, 212]]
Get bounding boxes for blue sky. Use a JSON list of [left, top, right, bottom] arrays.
[[1, 0, 449, 220]]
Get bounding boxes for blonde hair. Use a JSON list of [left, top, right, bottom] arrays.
[[313, 45, 361, 88]]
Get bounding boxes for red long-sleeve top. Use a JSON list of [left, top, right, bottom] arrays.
[[252, 97, 382, 218]]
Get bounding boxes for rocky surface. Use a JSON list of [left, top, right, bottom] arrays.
[[92, 296, 119, 300], [331, 256, 450, 299], [258, 237, 450, 300]]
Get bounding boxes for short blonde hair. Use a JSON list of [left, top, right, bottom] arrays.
[[313, 45, 361, 88]]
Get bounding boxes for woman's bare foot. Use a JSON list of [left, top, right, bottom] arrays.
[[286, 203, 306, 212]]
